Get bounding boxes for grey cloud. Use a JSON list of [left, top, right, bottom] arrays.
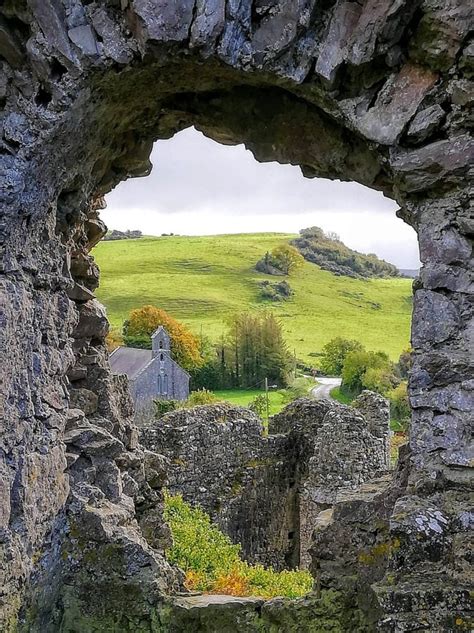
[[104, 128, 420, 267], [107, 128, 398, 216]]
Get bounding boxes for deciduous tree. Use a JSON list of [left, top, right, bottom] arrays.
[[319, 337, 364, 376], [123, 305, 202, 370], [270, 244, 305, 275]]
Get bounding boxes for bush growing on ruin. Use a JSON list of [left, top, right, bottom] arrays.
[[154, 390, 223, 420], [154, 398, 179, 418], [164, 493, 312, 599], [123, 305, 203, 370], [387, 381, 410, 430], [185, 389, 221, 407]]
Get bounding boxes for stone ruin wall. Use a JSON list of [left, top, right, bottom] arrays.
[[1, 0, 473, 630], [141, 393, 390, 571]]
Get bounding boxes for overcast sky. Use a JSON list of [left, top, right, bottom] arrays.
[[103, 127, 420, 268]]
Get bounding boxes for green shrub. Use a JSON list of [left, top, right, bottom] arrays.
[[319, 337, 364, 376], [259, 280, 293, 302], [341, 349, 395, 396], [164, 493, 313, 599], [185, 388, 221, 407], [387, 381, 410, 431], [269, 245, 304, 275], [249, 394, 267, 416], [154, 398, 179, 418], [155, 390, 222, 420], [395, 349, 412, 380]]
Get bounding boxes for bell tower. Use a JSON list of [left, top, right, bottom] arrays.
[[151, 325, 171, 358]]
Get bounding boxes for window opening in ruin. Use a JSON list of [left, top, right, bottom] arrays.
[[97, 127, 417, 598]]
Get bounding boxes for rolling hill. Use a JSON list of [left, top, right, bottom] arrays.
[[92, 233, 412, 363]]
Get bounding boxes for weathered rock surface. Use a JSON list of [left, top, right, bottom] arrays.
[[157, 591, 367, 632], [0, 0, 472, 630]]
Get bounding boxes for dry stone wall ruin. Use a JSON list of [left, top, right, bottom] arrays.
[[141, 395, 390, 571], [0, 0, 473, 631]]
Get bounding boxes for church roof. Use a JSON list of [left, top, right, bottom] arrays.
[[109, 345, 191, 379], [109, 347, 152, 379]]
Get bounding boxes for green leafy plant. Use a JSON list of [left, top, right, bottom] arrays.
[[387, 381, 410, 431], [270, 244, 305, 275], [341, 349, 396, 396], [319, 337, 364, 376], [154, 398, 179, 418], [249, 394, 267, 416], [164, 493, 313, 599], [184, 388, 221, 407]]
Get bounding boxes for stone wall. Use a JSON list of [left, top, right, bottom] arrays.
[[142, 404, 300, 570], [141, 395, 390, 570], [1, 0, 472, 629]]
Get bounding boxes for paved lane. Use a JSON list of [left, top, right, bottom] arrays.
[[311, 376, 342, 400]]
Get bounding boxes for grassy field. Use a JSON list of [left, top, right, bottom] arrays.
[[214, 388, 294, 417], [93, 233, 412, 363]]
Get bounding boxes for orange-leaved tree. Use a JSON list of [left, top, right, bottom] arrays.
[[122, 305, 203, 371]]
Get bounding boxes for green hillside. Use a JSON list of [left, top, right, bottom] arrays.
[[93, 233, 412, 363]]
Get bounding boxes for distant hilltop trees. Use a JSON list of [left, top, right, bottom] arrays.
[[103, 229, 143, 241], [256, 244, 305, 276], [292, 226, 400, 279]]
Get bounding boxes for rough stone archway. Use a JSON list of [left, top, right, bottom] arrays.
[[1, 1, 472, 631]]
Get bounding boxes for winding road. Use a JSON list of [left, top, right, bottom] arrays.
[[311, 376, 342, 400]]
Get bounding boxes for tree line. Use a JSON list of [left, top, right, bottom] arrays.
[[319, 337, 411, 429], [293, 226, 400, 279], [113, 305, 410, 428], [119, 305, 293, 390]]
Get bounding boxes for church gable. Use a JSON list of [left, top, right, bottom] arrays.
[[110, 325, 190, 415]]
